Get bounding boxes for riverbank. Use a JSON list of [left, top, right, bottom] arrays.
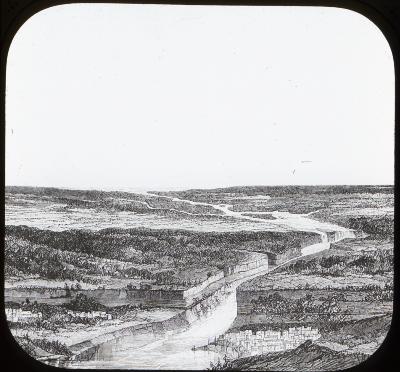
[[5, 185, 393, 370], [214, 339, 370, 371], [7, 229, 359, 368], [63, 262, 273, 360], [6, 223, 337, 366], [61, 233, 336, 364], [10, 308, 179, 359]]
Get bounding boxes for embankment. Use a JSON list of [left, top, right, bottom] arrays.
[[68, 284, 236, 361]]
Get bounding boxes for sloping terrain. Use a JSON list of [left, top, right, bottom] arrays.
[[223, 340, 368, 371]]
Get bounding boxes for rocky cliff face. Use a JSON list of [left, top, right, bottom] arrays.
[[70, 284, 239, 361], [326, 229, 357, 243]]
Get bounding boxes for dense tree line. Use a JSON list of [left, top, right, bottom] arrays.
[[250, 292, 345, 320], [5, 225, 316, 285], [346, 216, 393, 238], [5, 236, 128, 280], [278, 249, 393, 276], [6, 225, 316, 259]]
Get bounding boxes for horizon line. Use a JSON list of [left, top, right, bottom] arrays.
[[4, 183, 395, 193]]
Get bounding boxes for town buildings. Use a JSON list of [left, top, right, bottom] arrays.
[[5, 308, 112, 323], [5, 308, 43, 323], [66, 310, 112, 320], [210, 326, 321, 358]]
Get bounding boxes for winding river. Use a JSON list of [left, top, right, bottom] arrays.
[[59, 191, 356, 369]]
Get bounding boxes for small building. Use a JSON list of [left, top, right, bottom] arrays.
[[5, 308, 42, 323]]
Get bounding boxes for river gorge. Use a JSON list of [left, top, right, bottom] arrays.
[[56, 194, 356, 369], [6, 189, 360, 369]]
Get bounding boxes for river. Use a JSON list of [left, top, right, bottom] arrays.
[[66, 291, 239, 369], [56, 191, 355, 369]]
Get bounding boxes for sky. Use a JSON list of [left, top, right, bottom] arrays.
[[5, 4, 395, 191]]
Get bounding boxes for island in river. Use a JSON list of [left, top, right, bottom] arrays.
[[4, 185, 393, 370]]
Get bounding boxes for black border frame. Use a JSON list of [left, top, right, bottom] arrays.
[[1, 1, 399, 371]]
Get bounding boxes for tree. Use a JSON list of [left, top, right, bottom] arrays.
[[67, 293, 105, 312]]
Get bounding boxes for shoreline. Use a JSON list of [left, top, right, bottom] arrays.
[[60, 240, 334, 363], [10, 308, 180, 362], [7, 235, 334, 364]]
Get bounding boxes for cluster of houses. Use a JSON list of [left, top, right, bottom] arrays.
[[5, 307, 113, 323], [66, 310, 112, 320], [210, 326, 321, 358], [5, 308, 43, 323]]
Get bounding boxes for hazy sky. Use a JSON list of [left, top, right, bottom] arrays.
[[6, 4, 394, 190]]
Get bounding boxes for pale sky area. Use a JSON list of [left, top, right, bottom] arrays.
[[5, 4, 394, 191]]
